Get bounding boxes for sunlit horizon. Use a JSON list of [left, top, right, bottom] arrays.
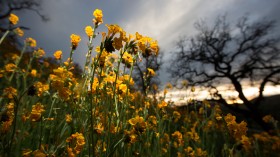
[[159, 84, 280, 105]]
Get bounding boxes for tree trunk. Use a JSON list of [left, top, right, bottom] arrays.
[[230, 77, 272, 131]]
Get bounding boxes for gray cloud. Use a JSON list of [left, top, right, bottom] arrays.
[[15, 0, 280, 86]]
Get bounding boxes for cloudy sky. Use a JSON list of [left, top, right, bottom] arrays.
[[16, 0, 280, 86]]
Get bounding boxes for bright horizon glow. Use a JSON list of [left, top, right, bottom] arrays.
[[160, 85, 280, 105]]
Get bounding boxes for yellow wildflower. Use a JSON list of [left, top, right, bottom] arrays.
[[113, 36, 123, 50], [25, 37, 37, 47], [224, 113, 236, 123], [30, 69, 37, 77], [150, 40, 159, 55], [128, 115, 147, 134], [33, 48, 45, 58], [95, 46, 100, 53], [14, 27, 24, 37], [124, 130, 138, 144], [67, 147, 75, 157], [9, 13, 19, 25], [94, 123, 104, 134], [66, 114, 72, 123], [118, 83, 128, 95], [5, 63, 17, 72], [240, 135, 251, 151], [3, 87, 17, 99], [157, 100, 168, 109], [11, 54, 19, 61], [95, 140, 107, 154], [106, 24, 122, 36], [53, 50, 62, 60], [0, 70, 3, 78], [32, 149, 46, 157], [0, 103, 14, 133], [173, 111, 181, 122], [215, 113, 223, 121], [184, 146, 195, 156], [172, 131, 184, 147], [195, 148, 207, 156], [34, 82, 49, 97], [122, 51, 133, 67], [263, 114, 274, 123], [93, 9, 103, 24], [148, 115, 157, 127], [147, 68, 155, 76], [135, 32, 143, 40], [58, 87, 71, 101], [70, 34, 81, 49], [119, 74, 134, 86], [1, 121, 13, 133], [85, 25, 94, 37], [66, 132, 86, 156], [30, 103, 45, 122], [225, 113, 248, 140]]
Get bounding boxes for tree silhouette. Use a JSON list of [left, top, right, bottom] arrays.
[[0, 0, 48, 32], [133, 52, 163, 95], [169, 15, 280, 131], [0, 0, 48, 21]]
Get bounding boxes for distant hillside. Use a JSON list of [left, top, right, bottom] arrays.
[[252, 94, 280, 121]]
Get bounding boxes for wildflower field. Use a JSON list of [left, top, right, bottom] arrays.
[[1, 9, 280, 157]]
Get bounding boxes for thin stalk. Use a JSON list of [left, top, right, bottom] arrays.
[[23, 56, 34, 90], [8, 42, 27, 83], [8, 95, 20, 155], [88, 46, 104, 156], [67, 49, 75, 70], [0, 30, 10, 45], [47, 98, 57, 118], [38, 117, 43, 149], [113, 46, 131, 127], [7, 87, 29, 154]]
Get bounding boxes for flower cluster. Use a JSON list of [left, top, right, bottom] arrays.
[[93, 9, 103, 24], [0, 103, 14, 133], [50, 67, 77, 101], [66, 132, 86, 156], [33, 48, 45, 58], [224, 113, 248, 140], [53, 50, 63, 60], [25, 37, 37, 47], [9, 13, 19, 25], [128, 115, 147, 134], [29, 103, 45, 122], [85, 26, 94, 37], [1, 7, 278, 157], [70, 34, 81, 49]]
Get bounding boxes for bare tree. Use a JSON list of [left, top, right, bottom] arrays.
[[169, 15, 280, 130], [0, 0, 48, 21], [133, 52, 163, 95], [0, 0, 48, 31]]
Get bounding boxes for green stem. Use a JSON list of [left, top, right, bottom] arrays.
[[38, 117, 43, 149], [8, 93, 21, 154], [88, 46, 105, 156], [67, 49, 74, 70], [48, 98, 56, 118], [0, 30, 10, 46], [8, 42, 27, 83]]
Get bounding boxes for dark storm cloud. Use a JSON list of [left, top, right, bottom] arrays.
[[14, 0, 280, 86]]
